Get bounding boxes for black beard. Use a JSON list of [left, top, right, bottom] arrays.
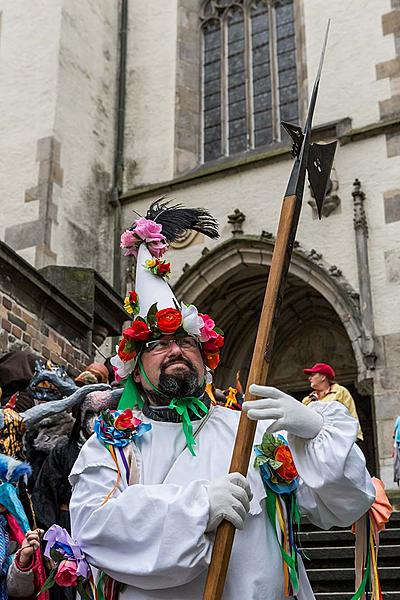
[[145, 358, 206, 407]]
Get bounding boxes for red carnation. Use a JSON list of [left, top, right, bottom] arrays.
[[157, 262, 171, 276], [203, 333, 224, 353], [123, 320, 151, 342], [128, 291, 138, 304], [156, 308, 182, 334], [274, 445, 298, 482]]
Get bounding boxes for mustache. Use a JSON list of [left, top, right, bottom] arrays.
[[161, 357, 194, 371]]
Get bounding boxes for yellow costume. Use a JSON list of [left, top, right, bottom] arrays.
[[303, 383, 363, 441]]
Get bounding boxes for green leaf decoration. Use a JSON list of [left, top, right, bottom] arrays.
[[261, 432, 281, 457], [124, 339, 136, 354], [146, 303, 158, 328], [102, 410, 115, 427], [214, 327, 224, 335], [267, 458, 283, 470], [49, 548, 64, 563], [135, 316, 146, 324], [39, 567, 58, 593], [254, 455, 269, 468]]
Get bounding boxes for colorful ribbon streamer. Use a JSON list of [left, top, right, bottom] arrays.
[[265, 489, 300, 597]]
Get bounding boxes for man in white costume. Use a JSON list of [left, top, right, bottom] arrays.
[[69, 202, 375, 600]]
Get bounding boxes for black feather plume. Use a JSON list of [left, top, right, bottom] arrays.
[[145, 197, 219, 243]]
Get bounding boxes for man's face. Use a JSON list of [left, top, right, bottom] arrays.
[[309, 372, 327, 390], [134, 335, 206, 404]]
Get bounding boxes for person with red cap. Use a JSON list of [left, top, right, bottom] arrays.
[[302, 363, 363, 441]]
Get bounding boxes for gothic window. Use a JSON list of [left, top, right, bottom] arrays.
[[201, 0, 299, 163]]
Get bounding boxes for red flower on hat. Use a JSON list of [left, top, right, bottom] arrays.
[[274, 445, 298, 482], [117, 338, 137, 362], [128, 291, 138, 304], [203, 333, 224, 353], [156, 308, 182, 334], [123, 320, 152, 342], [205, 351, 220, 370]]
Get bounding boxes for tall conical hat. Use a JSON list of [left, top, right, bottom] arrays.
[[112, 198, 224, 393]]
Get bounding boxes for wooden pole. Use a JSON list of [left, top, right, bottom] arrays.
[[203, 194, 298, 599]]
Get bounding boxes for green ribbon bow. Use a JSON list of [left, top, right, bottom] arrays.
[[134, 358, 208, 456], [168, 395, 209, 456]]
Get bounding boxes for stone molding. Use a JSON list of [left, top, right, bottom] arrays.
[[122, 116, 400, 202]]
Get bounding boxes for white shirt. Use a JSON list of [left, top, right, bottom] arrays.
[[70, 401, 375, 600]]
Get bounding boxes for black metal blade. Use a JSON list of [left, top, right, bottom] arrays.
[[281, 121, 304, 157], [307, 141, 337, 219]]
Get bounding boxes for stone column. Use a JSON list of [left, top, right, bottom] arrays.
[[352, 179, 377, 370]]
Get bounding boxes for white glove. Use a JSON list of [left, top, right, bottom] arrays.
[[205, 473, 253, 533], [242, 384, 323, 439]]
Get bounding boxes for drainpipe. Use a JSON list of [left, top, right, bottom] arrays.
[[111, 0, 128, 293]]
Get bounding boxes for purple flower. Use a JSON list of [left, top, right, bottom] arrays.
[[43, 525, 90, 580]]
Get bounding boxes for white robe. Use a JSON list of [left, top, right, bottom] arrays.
[[69, 401, 375, 600]]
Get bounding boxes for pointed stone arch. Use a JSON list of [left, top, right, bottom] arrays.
[[174, 235, 367, 386]]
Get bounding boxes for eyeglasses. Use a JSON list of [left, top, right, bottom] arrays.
[[144, 337, 200, 354]]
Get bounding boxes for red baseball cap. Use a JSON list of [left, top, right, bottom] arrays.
[[303, 363, 335, 380]]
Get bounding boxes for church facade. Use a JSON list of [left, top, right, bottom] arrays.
[[1, 0, 400, 488]]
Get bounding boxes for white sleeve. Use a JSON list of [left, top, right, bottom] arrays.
[[69, 439, 212, 590], [287, 401, 375, 530]]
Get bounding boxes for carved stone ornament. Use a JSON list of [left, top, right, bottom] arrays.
[[170, 230, 199, 249], [352, 178, 368, 235], [308, 167, 341, 217], [228, 208, 246, 235]]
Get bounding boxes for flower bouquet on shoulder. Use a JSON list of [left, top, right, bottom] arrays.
[[40, 525, 94, 600], [254, 432, 299, 494], [254, 432, 300, 597]]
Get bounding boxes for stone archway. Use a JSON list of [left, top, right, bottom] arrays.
[[174, 236, 377, 472]]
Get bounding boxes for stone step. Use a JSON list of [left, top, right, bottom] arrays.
[[308, 566, 400, 582], [304, 544, 400, 568], [299, 527, 400, 546], [308, 566, 400, 593]]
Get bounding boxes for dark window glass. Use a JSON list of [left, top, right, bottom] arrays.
[[201, 0, 298, 161], [203, 20, 222, 161]]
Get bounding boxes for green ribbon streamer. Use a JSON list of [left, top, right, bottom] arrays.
[[265, 490, 299, 595], [96, 571, 106, 600], [118, 374, 144, 411], [138, 359, 208, 456]]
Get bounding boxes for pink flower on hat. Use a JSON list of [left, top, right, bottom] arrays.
[[148, 239, 168, 258], [120, 218, 168, 258], [120, 230, 138, 256], [134, 217, 164, 242], [199, 313, 218, 343]]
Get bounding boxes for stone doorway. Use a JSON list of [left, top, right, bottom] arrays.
[[174, 236, 378, 475]]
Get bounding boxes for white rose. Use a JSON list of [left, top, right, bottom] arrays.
[[181, 303, 204, 337]]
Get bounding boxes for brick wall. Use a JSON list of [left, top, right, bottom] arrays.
[[0, 290, 90, 376], [0, 242, 126, 378]]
